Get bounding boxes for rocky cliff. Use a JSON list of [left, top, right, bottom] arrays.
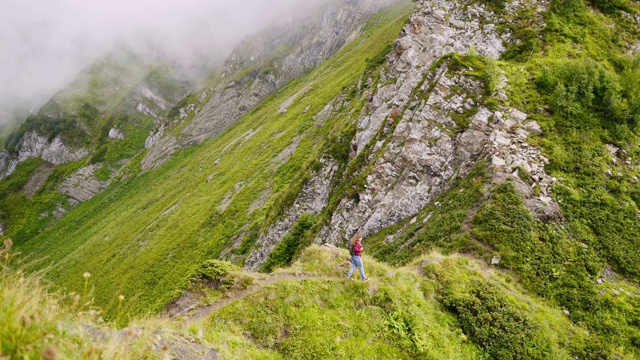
[[324, 0, 559, 244], [244, 0, 555, 264], [142, 0, 400, 171]]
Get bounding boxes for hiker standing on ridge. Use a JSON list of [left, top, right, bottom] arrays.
[[347, 233, 369, 281]]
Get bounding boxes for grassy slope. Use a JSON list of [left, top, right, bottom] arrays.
[[12, 2, 416, 320], [195, 246, 603, 359], [0, 53, 189, 245], [1, 242, 607, 359]]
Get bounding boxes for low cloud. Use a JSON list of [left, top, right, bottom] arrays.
[[0, 0, 325, 123]]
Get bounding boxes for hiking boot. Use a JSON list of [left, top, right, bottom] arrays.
[[363, 277, 370, 282]]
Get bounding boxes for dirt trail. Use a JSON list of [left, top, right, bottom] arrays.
[[188, 274, 344, 323]]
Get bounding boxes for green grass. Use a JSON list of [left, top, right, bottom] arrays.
[[2, 241, 607, 359], [201, 246, 484, 359], [196, 245, 611, 359]]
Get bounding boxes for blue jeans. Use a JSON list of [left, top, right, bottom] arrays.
[[347, 255, 367, 280]]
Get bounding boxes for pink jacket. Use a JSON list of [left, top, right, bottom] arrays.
[[353, 239, 363, 257]]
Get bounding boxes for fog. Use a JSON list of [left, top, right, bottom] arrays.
[[0, 0, 326, 124]]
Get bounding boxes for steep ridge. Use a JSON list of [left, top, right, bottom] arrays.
[[141, 0, 399, 171], [0, 0, 398, 244]]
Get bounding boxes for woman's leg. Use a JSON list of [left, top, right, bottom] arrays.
[[347, 256, 357, 278], [356, 256, 367, 280]]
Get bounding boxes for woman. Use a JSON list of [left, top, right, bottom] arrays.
[[347, 233, 369, 281]]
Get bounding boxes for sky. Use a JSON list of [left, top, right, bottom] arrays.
[[0, 0, 324, 123]]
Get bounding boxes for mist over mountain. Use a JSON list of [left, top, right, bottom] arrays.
[[0, 0, 325, 124]]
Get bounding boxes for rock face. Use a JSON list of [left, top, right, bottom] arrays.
[[0, 151, 9, 175], [2, 132, 88, 179], [245, 158, 338, 270], [321, 0, 556, 244], [142, 0, 398, 171], [241, 0, 558, 268], [325, 0, 509, 243], [57, 164, 109, 205], [108, 128, 125, 140]]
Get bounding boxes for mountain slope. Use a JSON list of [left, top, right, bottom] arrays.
[[11, 1, 415, 320], [3, 0, 640, 358], [141, 0, 399, 171]]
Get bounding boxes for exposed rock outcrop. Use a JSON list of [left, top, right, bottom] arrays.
[[22, 163, 54, 199], [0, 151, 9, 175], [108, 128, 125, 140], [2, 132, 88, 179], [57, 164, 109, 205], [245, 158, 338, 270], [324, 0, 555, 244]]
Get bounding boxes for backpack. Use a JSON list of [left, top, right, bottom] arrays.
[[347, 241, 356, 256]]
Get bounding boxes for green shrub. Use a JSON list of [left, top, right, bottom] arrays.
[[536, 59, 638, 131], [549, 0, 587, 21], [588, 0, 632, 14], [261, 213, 318, 273], [198, 259, 254, 290], [385, 310, 429, 355], [440, 279, 552, 359]]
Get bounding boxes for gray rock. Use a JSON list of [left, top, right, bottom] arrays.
[[142, 134, 181, 171], [245, 158, 338, 270], [58, 164, 109, 204], [109, 128, 125, 140], [52, 206, 67, 219], [492, 156, 506, 167], [493, 131, 512, 146], [515, 128, 530, 141], [540, 196, 552, 205], [606, 144, 619, 156], [509, 108, 528, 123], [503, 118, 517, 129], [0, 150, 9, 175], [523, 121, 542, 135], [2, 132, 88, 179], [22, 163, 54, 199]]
